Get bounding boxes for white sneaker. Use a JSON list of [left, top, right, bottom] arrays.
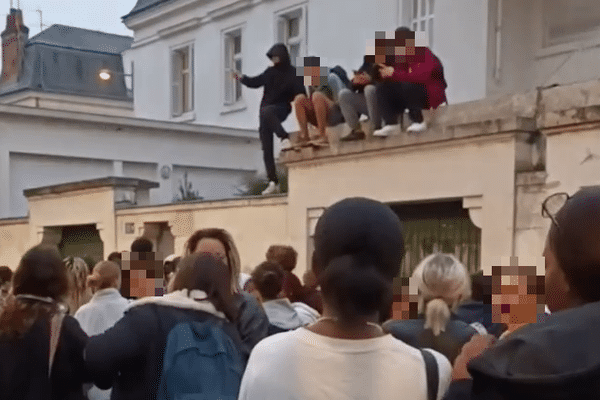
[[407, 122, 427, 132], [261, 181, 280, 195], [281, 138, 293, 150], [373, 124, 399, 137]]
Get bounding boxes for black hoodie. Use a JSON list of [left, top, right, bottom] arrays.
[[444, 300, 600, 400], [240, 43, 306, 108]]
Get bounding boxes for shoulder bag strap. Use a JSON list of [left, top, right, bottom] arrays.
[[48, 311, 65, 378], [420, 348, 439, 400]]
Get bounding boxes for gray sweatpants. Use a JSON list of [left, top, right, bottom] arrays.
[[338, 85, 381, 130]]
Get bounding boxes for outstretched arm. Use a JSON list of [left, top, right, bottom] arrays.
[[240, 70, 267, 88]]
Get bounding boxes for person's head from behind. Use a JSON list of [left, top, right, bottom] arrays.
[[131, 237, 153, 253], [107, 251, 122, 267], [411, 253, 470, 336], [184, 228, 241, 294], [542, 187, 600, 313], [266, 43, 291, 67], [313, 197, 405, 325], [0, 245, 70, 337], [171, 253, 238, 322], [63, 256, 91, 312], [87, 261, 121, 293], [251, 261, 285, 302], [265, 245, 298, 272]]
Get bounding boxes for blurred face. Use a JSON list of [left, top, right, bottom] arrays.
[[543, 235, 571, 313], [270, 55, 280, 65], [194, 238, 228, 266], [490, 265, 545, 325]]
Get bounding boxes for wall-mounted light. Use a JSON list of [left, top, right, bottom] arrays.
[[98, 68, 133, 81]]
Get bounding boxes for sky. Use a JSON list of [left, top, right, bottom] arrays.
[[1, 0, 138, 37]]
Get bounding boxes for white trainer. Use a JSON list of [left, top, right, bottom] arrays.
[[281, 138, 293, 150], [373, 124, 399, 137], [407, 121, 427, 132], [261, 181, 280, 195]]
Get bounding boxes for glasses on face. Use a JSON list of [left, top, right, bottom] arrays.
[[541, 192, 570, 229]]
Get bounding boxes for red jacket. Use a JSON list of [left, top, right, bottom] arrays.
[[390, 48, 447, 109]]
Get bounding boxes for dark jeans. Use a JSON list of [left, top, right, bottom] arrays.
[[376, 81, 428, 125], [259, 103, 291, 184]]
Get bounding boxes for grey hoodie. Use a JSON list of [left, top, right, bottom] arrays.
[[262, 298, 320, 330]]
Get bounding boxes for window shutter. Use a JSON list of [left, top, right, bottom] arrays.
[[277, 17, 286, 43], [172, 51, 182, 116], [224, 37, 232, 105], [189, 46, 194, 111]]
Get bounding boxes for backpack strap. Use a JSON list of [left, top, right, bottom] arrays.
[[420, 348, 439, 400]]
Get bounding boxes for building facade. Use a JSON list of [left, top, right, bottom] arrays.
[[0, 8, 263, 219]]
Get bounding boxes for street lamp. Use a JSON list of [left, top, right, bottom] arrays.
[[98, 68, 132, 81]]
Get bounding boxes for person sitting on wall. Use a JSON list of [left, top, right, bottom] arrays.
[[337, 55, 382, 141], [293, 56, 349, 146], [373, 27, 448, 137], [232, 44, 306, 196]]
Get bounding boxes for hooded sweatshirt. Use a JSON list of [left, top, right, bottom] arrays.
[[445, 300, 600, 400], [390, 47, 447, 109], [261, 298, 320, 330], [240, 43, 306, 108]]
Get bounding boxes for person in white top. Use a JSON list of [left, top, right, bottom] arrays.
[[75, 260, 129, 400], [251, 261, 319, 330], [238, 197, 452, 400]]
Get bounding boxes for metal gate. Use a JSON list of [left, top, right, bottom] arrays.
[[389, 200, 481, 278]]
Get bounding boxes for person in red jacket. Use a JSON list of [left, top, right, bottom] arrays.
[[373, 27, 447, 137]]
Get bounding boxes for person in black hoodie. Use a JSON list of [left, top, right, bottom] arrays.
[[445, 187, 600, 400], [233, 43, 306, 195]]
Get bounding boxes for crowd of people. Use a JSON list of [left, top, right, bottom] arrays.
[[233, 27, 448, 195], [1, 187, 600, 399]]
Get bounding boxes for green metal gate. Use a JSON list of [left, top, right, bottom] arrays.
[[389, 200, 481, 278]]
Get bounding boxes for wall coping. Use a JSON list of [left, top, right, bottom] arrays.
[[23, 177, 160, 198], [0, 216, 28, 226], [116, 193, 288, 216]]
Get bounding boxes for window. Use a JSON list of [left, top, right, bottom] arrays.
[[544, 0, 600, 47], [224, 29, 243, 105], [410, 0, 434, 48], [171, 45, 194, 117], [276, 6, 306, 66]]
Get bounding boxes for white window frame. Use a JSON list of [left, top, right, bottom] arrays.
[[410, 0, 434, 49], [223, 27, 244, 106], [171, 43, 194, 118], [275, 4, 308, 67]]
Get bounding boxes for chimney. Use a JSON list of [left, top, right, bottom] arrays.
[[1, 8, 29, 84]]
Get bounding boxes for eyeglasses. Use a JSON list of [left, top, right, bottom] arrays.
[[541, 192, 570, 229]]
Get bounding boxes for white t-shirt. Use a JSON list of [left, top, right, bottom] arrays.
[[238, 327, 452, 400]]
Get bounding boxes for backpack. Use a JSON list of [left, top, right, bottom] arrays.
[[156, 320, 245, 400]]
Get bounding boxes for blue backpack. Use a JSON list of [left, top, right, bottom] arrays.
[[157, 320, 245, 400]]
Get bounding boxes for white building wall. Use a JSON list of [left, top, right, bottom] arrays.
[[0, 108, 261, 218]]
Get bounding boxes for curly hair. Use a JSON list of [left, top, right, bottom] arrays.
[[265, 245, 298, 272], [63, 256, 92, 315]]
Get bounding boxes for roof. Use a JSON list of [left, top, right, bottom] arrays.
[[123, 0, 174, 20], [0, 25, 132, 100], [27, 24, 133, 55]]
